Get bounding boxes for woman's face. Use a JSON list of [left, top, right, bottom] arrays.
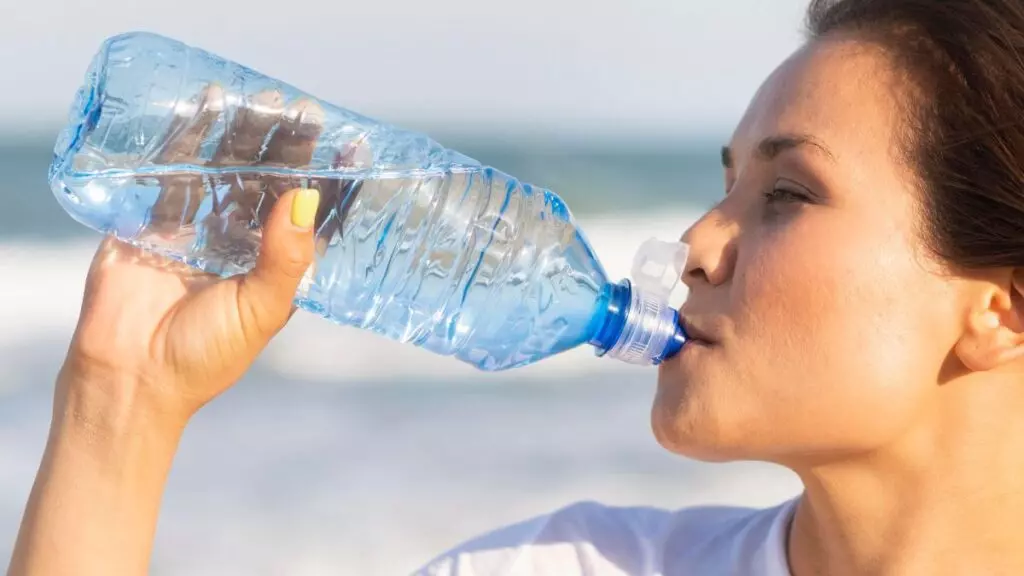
[[654, 36, 965, 464]]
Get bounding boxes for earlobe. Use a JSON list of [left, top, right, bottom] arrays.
[[954, 274, 1024, 371]]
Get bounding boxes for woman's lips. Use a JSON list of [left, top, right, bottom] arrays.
[[680, 317, 716, 346]]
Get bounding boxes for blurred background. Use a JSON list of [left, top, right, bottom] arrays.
[[1, 1, 809, 573]]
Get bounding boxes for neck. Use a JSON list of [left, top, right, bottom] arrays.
[[787, 373, 1024, 576]]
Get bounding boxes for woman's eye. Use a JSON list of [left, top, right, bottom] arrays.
[[761, 179, 818, 221], [763, 186, 811, 204]]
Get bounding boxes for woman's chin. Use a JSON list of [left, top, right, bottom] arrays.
[[651, 357, 757, 463], [650, 414, 744, 463]]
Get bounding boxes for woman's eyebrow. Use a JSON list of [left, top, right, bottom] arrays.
[[721, 133, 836, 169], [757, 134, 836, 162]]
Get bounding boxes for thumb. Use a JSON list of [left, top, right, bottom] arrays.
[[237, 188, 319, 339]]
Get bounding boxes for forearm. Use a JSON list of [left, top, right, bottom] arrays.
[[7, 367, 186, 576]]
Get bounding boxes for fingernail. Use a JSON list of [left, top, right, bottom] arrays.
[[291, 189, 320, 229]]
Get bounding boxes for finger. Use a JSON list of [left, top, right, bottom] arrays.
[[237, 99, 337, 238], [150, 85, 226, 234], [207, 90, 286, 232], [157, 84, 226, 164], [260, 99, 325, 209], [263, 98, 324, 168], [236, 188, 319, 340], [212, 90, 284, 165], [148, 174, 207, 236]]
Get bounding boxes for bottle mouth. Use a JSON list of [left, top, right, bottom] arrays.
[[590, 279, 687, 366]]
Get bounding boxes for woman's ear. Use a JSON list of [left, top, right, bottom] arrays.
[[954, 269, 1024, 372]]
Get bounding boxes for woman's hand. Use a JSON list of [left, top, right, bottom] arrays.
[[8, 86, 327, 576], [65, 84, 341, 425], [6, 189, 319, 576], [64, 185, 319, 425]]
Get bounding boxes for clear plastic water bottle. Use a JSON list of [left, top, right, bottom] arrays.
[[49, 31, 689, 371]]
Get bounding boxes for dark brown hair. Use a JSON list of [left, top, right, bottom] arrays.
[[807, 0, 1024, 269]]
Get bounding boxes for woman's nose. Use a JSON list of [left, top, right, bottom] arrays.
[[681, 207, 738, 289]]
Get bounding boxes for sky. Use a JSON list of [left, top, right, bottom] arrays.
[[0, 0, 809, 138]]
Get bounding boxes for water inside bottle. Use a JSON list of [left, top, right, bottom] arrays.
[[54, 155, 612, 370]]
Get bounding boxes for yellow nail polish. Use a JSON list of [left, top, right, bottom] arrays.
[[290, 189, 320, 229]]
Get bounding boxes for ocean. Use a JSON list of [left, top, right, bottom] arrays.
[[0, 132, 802, 574]]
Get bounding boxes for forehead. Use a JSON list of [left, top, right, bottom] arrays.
[[731, 37, 906, 166]]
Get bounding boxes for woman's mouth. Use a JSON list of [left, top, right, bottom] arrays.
[[680, 317, 717, 347]]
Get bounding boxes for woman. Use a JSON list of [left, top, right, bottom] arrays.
[[10, 0, 1024, 573]]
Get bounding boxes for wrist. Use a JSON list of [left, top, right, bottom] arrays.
[[7, 359, 188, 576], [54, 357, 190, 449]]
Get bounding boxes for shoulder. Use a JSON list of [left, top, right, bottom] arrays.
[[414, 498, 797, 576]]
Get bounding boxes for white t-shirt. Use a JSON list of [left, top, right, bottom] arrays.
[[415, 498, 798, 576]]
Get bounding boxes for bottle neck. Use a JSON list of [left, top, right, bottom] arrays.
[[588, 280, 687, 366]]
